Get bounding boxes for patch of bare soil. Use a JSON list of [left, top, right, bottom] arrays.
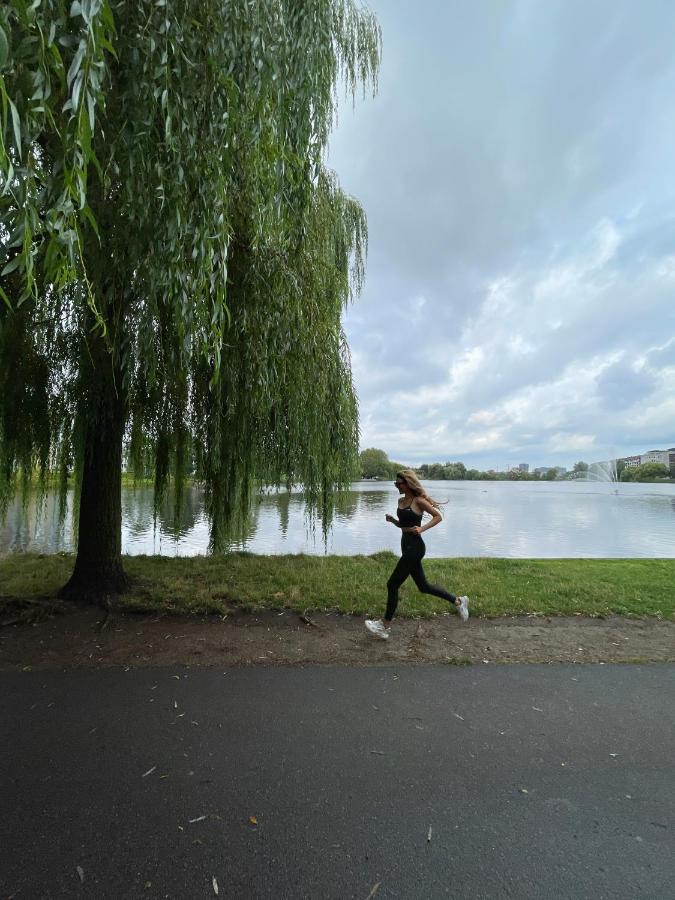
[[1, 605, 673, 670]]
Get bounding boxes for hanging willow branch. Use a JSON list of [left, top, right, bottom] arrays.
[[0, 1, 381, 556]]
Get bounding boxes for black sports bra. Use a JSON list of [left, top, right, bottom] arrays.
[[397, 503, 423, 528]]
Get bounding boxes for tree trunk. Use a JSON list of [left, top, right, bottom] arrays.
[[60, 344, 129, 605]]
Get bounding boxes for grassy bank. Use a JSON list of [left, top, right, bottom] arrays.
[[1, 553, 673, 620]]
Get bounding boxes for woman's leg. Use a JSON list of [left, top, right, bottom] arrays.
[[384, 554, 414, 623], [409, 558, 458, 607]]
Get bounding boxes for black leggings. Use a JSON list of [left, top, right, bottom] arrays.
[[385, 535, 457, 622]]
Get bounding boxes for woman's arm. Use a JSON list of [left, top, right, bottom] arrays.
[[385, 514, 402, 528], [413, 497, 442, 534]]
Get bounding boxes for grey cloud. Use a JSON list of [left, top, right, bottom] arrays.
[[595, 361, 656, 410], [647, 340, 675, 368]]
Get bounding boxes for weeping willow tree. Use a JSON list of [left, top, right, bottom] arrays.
[[0, 1, 380, 601]]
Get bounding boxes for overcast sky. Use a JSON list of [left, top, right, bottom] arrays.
[[328, 0, 675, 470]]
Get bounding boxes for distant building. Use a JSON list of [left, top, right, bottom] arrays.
[[641, 449, 670, 467], [617, 446, 675, 471], [518, 463, 529, 472], [533, 467, 549, 476], [555, 466, 567, 476]]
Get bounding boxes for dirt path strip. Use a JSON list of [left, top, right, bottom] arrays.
[[1, 607, 673, 669]]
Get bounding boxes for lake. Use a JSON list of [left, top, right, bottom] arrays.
[[2, 480, 675, 558]]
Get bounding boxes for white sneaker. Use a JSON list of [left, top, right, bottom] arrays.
[[365, 619, 390, 640], [456, 596, 469, 622]]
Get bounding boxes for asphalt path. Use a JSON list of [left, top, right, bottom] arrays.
[[2, 664, 673, 899]]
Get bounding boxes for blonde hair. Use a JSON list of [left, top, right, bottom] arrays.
[[397, 469, 447, 510]]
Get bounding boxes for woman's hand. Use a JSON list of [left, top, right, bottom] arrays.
[[385, 514, 398, 525], [403, 525, 422, 536]]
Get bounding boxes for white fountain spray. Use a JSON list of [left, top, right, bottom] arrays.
[[585, 459, 619, 483]]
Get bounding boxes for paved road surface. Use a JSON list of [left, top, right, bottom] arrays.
[[2, 665, 673, 899]]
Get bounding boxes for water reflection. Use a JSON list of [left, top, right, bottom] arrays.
[[276, 490, 291, 537], [2, 480, 675, 558], [0, 490, 76, 555]]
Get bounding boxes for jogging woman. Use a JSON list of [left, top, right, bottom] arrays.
[[365, 469, 469, 640]]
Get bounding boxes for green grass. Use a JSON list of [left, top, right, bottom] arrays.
[[1, 553, 673, 620]]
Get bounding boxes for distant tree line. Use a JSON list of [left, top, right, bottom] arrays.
[[619, 462, 670, 482], [417, 462, 546, 481], [357, 452, 673, 483]]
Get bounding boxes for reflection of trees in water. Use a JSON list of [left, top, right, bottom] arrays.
[[253, 488, 323, 544], [2, 484, 413, 556], [1, 491, 74, 554], [220, 491, 262, 550], [252, 487, 390, 546], [273, 490, 291, 537], [2, 497, 36, 552], [120, 484, 263, 549], [122, 487, 157, 537], [333, 489, 390, 526], [155, 486, 205, 538], [121, 484, 391, 549], [333, 489, 359, 518], [122, 485, 207, 539], [2, 484, 393, 555], [356, 490, 392, 514], [266, 488, 359, 539], [232, 494, 261, 548]]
